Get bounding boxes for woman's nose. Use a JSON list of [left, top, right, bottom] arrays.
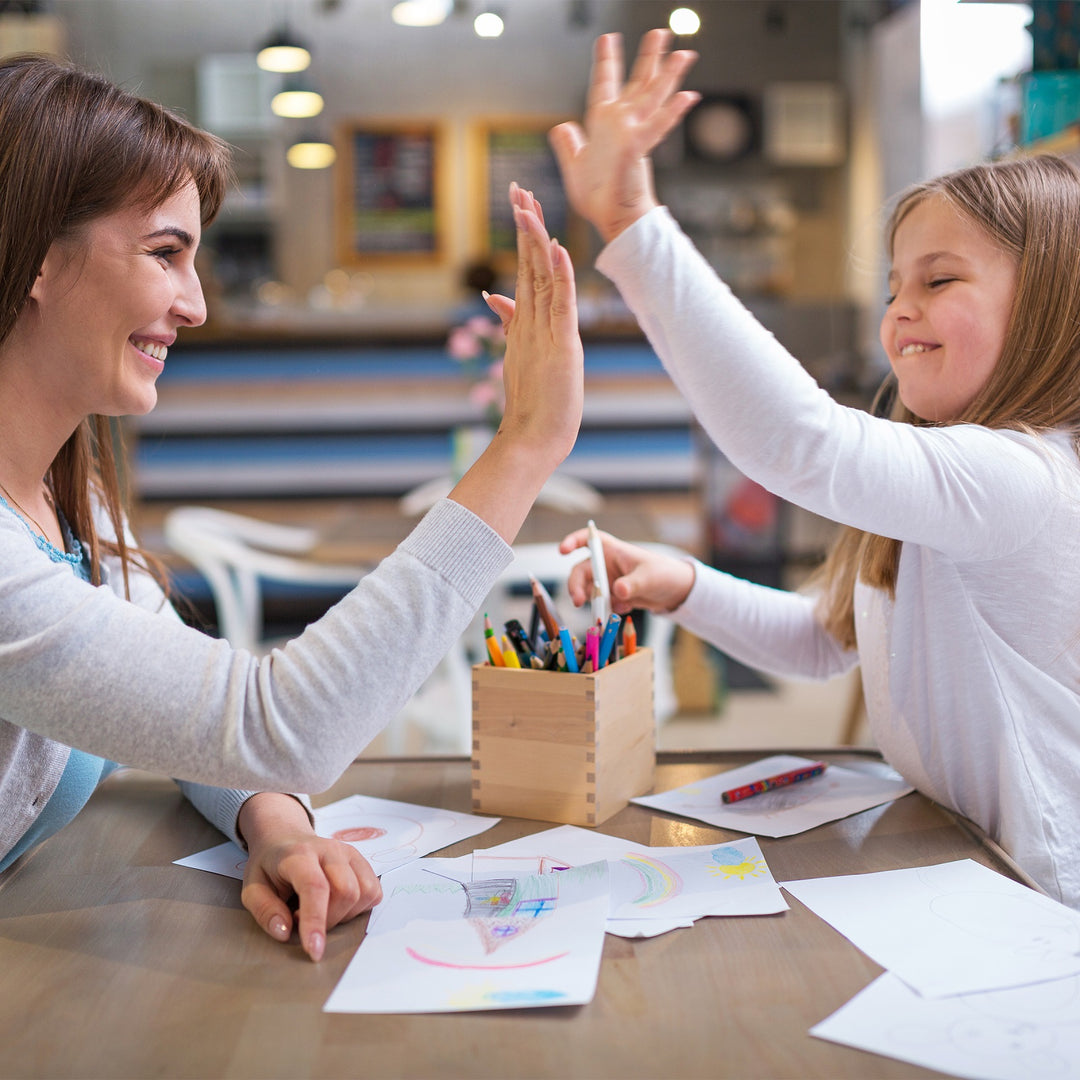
[[173, 269, 207, 328]]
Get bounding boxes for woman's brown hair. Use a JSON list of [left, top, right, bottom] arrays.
[[816, 154, 1080, 648], [0, 54, 233, 594]]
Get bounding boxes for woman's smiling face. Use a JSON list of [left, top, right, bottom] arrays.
[[29, 181, 206, 421], [880, 194, 1019, 423]]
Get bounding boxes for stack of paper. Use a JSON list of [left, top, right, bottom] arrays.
[[784, 860, 1080, 1080]]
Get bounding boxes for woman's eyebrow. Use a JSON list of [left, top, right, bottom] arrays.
[[142, 226, 195, 247]]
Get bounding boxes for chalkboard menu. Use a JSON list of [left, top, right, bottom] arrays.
[[339, 124, 443, 262], [471, 119, 579, 268]]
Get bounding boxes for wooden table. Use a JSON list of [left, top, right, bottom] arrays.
[[0, 750, 1028, 1079]]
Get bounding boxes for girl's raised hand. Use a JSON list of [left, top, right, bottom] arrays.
[[559, 526, 695, 616], [549, 29, 699, 244]]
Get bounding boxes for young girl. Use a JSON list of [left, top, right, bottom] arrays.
[[553, 30, 1080, 908], [0, 55, 582, 959]]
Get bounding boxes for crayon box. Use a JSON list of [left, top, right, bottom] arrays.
[[471, 647, 656, 827]]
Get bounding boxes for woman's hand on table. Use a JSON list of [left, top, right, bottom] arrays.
[[237, 792, 382, 962]]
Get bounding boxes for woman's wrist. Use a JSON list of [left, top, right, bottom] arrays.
[[236, 792, 314, 850]]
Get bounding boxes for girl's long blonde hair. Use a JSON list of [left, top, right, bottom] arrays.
[[0, 55, 232, 595], [816, 154, 1080, 648]]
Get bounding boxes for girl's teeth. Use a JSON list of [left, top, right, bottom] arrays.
[[900, 343, 931, 356]]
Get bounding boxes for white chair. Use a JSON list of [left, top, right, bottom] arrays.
[[162, 506, 473, 754], [472, 541, 682, 725]]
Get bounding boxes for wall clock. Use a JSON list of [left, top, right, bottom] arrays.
[[685, 95, 757, 163]]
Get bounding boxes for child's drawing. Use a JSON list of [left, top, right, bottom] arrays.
[[812, 971, 1080, 1080], [706, 845, 770, 882], [621, 852, 683, 907], [174, 794, 499, 882], [924, 884, 1080, 964], [632, 754, 913, 837], [472, 825, 787, 925], [784, 859, 1080, 998], [324, 860, 610, 1014]]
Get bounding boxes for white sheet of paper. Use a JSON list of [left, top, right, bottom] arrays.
[[473, 823, 787, 930], [324, 860, 610, 1013], [631, 754, 914, 837], [812, 971, 1080, 1080], [312, 794, 499, 875], [173, 839, 247, 878], [783, 859, 1080, 998], [172, 794, 499, 880]]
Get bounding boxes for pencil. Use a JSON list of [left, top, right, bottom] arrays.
[[559, 627, 579, 673], [622, 614, 637, 657], [501, 635, 521, 668], [720, 762, 827, 804], [483, 613, 505, 667], [529, 575, 562, 641], [597, 612, 621, 668]]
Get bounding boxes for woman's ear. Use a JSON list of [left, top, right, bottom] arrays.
[[28, 246, 59, 303]]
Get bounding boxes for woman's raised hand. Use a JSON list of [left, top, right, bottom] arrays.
[[548, 29, 699, 244], [450, 183, 584, 543]]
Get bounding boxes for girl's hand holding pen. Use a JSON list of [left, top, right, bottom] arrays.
[[548, 28, 699, 243], [559, 526, 696, 616]]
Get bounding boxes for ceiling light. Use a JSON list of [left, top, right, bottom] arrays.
[[256, 27, 312, 73], [474, 11, 504, 38], [271, 78, 324, 118], [669, 7, 701, 36], [391, 0, 453, 28], [287, 138, 337, 169]]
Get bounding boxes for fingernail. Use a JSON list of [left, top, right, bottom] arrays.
[[269, 915, 290, 940], [307, 931, 325, 962]]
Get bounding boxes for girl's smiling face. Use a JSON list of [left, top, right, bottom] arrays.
[[29, 181, 206, 422], [880, 194, 1019, 423]]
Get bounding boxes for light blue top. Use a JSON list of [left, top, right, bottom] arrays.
[[0, 500, 117, 872]]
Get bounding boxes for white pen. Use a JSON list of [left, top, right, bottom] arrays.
[[586, 519, 610, 625]]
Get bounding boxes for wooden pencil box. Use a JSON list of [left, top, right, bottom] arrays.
[[471, 647, 656, 827]]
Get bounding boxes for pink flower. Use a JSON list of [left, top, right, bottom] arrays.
[[448, 326, 481, 361], [470, 382, 499, 409]]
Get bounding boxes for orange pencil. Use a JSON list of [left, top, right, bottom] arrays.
[[622, 614, 637, 657], [484, 613, 505, 666]]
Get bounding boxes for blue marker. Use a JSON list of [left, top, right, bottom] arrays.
[[559, 627, 579, 673], [597, 613, 621, 668]]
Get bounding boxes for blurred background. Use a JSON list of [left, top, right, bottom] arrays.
[[1, 0, 1050, 751]]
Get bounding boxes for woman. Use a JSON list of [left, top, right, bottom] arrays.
[[0, 55, 583, 958]]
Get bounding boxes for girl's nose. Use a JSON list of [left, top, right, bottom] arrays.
[[887, 283, 918, 322]]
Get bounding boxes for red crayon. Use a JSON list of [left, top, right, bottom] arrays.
[[720, 762, 827, 805]]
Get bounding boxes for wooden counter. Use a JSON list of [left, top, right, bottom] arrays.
[[0, 750, 1024, 1079]]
